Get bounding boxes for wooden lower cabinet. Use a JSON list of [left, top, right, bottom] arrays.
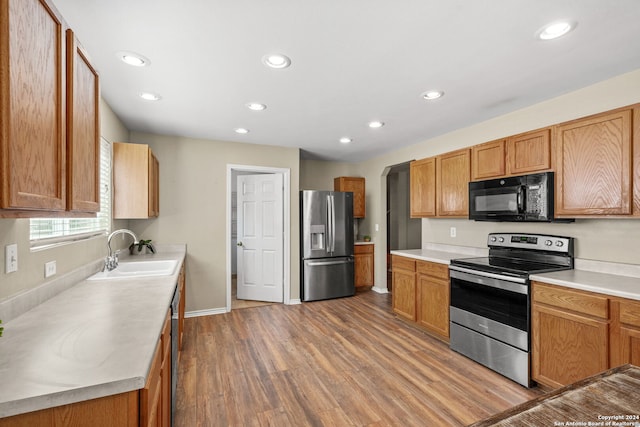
[[416, 260, 450, 341], [392, 255, 450, 341], [354, 244, 374, 288], [391, 255, 416, 321], [532, 281, 640, 389]]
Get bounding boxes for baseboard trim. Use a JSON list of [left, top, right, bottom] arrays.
[[185, 307, 227, 318], [372, 286, 389, 294], [287, 299, 301, 305]]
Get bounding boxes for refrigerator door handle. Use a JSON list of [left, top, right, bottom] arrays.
[[330, 194, 336, 252], [326, 195, 332, 253], [306, 259, 352, 267]]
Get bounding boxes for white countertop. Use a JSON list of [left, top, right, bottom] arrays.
[[390, 248, 477, 264], [0, 248, 186, 418], [355, 241, 374, 245], [530, 269, 640, 301]]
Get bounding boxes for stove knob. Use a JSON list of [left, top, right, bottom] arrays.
[[498, 237, 505, 243], [555, 241, 564, 247], [545, 240, 553, 246], [490, 236, 497, 242]]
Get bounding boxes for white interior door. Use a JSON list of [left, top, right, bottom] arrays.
[[237, 173, 284, 302]]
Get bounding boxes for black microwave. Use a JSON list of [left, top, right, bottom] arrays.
[[469, 172, 571, 222]]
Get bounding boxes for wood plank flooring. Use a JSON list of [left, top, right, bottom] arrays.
[[175, 291, 542, 427]]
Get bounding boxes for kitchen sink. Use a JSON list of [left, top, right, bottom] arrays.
[[87, 259, 179, 280]]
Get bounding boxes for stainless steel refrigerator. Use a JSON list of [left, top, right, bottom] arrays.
[[300, 190, 355, 302]]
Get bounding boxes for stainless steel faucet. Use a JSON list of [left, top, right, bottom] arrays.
[[104, 229, 138, 271]]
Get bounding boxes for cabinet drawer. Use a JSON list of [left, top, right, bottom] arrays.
[[354, 244, 373, 254], [620, 299, 640, 328], [416, 260, 449, 279], [532, 282, 609, 319], [392, 255, 416, 272]]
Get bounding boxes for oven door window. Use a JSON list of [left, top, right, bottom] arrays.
[[450, 277, 528, 331]]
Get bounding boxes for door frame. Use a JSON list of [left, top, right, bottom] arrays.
[[226, 164, 291, 311]]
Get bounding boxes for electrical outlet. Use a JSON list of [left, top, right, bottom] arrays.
[[450, 227, 457, 238], [45, 261, 57, 278], [5, 244, 18, 273]]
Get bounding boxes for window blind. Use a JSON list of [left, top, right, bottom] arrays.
[[30, 137, 112, 245]]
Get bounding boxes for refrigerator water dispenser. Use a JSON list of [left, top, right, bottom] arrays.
[[310, 225, 325, 250]]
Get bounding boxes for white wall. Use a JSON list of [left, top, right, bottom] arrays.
[[126, 132, 300, 313], [0, 99, 130, 302]]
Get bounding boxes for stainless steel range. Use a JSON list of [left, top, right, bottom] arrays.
[[449, 233, 574, 387]]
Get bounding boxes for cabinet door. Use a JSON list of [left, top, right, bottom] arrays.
[[617, 299, 640, 366], [409, 157, 436, 217], [436, 148, 470, 217], [471, 139, 505, 180], [0, 0, 66, 211], [555, 109, 633, 216], [506, 128, 551, 175], [532, 304, 608, 388], [334, 177, 365, 218], [392, 269, 416, 321], [114, 142, 159, 219], [354, 245, 374, 288], [417, 274, 449, 339], [66, 29, 100, 213]]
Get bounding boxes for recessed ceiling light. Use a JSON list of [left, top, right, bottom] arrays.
[[139, 92, 161, 101], [339, 137, 352, 144], [537, 20, 575, 40], [117, 51, 150, 67], [246, 103, 267, 111], [235, 128, 249, 134], [368, 121, 384, 129], [262, 53, 291, 69], [422, 90, 444, 100]]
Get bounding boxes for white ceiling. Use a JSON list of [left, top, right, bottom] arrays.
[[52, 0, 640, 162]]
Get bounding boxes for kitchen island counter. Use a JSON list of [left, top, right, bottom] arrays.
[[0, 247, 186, 419], [470, 364, 640, 427]]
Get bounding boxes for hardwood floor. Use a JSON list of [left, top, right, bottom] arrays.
[[175, 291, 542, 427]]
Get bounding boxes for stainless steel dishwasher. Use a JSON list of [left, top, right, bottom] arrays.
[[170, 282, 181, 425]]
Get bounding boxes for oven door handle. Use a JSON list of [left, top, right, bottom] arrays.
[[449, 266, 528, 294]]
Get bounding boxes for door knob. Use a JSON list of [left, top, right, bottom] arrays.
[[237, 241, 243, 246]]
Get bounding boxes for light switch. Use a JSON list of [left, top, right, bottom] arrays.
[[5, 244, 18, 273]]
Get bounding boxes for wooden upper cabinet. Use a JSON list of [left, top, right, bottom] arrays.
[[66, 29, 100, 213], [554, 108, 633, 217], [471, 139, 506, 180], [113, 142, 160, 219], [506, 128, 552, 176], [436, 148, 470, 217], [334, 176, 365, 218], [0, 0, 67, 212], [410, 157, 436, 217], [0, 0, 100, 217]]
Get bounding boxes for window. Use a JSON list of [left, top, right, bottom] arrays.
[[30, 137, 111, 246]]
